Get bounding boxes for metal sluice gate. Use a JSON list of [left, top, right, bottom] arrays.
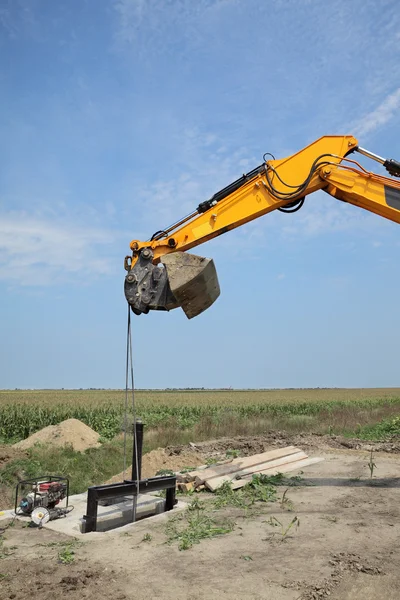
[[82, 422, 177, 533]]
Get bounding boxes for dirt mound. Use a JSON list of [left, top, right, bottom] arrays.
[[106, 447, 206, 484], [13, 419, 101, 452], [177, 432, 400, 456]]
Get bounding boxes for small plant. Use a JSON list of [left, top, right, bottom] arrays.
[[187, 497, 205, 512], [205, 457, 218, 466], [214, 477, 278, 511], [264, 515, 300, 540], [225, 449, 241, 459], [251, 473, 303, 487], [155, 469, 175, 476], [367, 449, 377, 478], [280, 488, 294, 511], [165, 497, 235, 550], [241, 555, 253, 561], [180, 466, 197, 474], [245, 475, 278, 504], [141, 533, 152, 542], [214, 481, 248, 509], [58, 544, 76, 564]]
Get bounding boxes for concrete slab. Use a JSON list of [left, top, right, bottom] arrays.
[[2, 491, 187, 539]]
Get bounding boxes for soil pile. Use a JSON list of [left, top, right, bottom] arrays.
[[106, 447, 206, 484], [13, 419, 101, 452], [181, 432, 400, 455]]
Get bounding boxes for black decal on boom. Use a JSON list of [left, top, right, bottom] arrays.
[[385, 186, 400, 211]]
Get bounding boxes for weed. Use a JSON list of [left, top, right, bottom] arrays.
[[280, 488, 294, 511], [205, 457, 218, 466], [180, 466, 197, 474], [264, 515, 300, 540], [251, 473, 303, 487], [241, 555, 253, 561], [141, 533, 152, 542], [57, 540, 83, 565], [165, 498, 235, 550], [245, 475, 278, 504], [214, 477, 277, 511], [58, 544, 76, 564], [155, 469, 175, 476], [187, 497, 205, 512], [226, 449, 241, 459], [357, 415, 400, 441], [176, 487, 194, 497], [367, 449, 377, 478], [214, 482, 248, 509]]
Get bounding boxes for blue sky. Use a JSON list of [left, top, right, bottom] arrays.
[[1, 0, 400, 389]]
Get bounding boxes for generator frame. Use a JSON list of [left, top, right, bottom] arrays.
[[15, 475, 70, 515]]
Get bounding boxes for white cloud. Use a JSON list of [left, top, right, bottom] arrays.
[[132, 127, 256, 234], [0, 212, 116, 286], [352, 87, 400, 139]]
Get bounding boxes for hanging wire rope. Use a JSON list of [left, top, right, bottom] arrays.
[[123, 305, 140, 522]]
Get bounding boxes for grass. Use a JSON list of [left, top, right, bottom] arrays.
[[167, 475, 293, 550], [165, 497, 235, 550], [0, 439, 127, 495], [357, 415, 400, 440], [58, 544, 76, 564], [263, 515, 300, 540], [213, 474, 290, 513]]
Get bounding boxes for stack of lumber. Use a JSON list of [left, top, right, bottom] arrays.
[[177, 446, 323, 492]]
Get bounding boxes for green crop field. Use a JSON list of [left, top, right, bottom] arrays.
[[1, 388, 399, 505], [1, 388, 400, 444]]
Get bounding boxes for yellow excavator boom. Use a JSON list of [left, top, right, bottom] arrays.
[[124, 135, 400, 319]]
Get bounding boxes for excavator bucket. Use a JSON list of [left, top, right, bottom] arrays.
[[161, 252, 220, 319]]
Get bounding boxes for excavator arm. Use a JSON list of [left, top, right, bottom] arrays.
[[124, 135, 400, 319]]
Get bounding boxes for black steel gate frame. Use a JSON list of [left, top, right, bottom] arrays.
[[83, 421, 177, 533], [82, 474, 177, 533]]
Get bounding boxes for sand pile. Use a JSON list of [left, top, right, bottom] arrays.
[[13, 418, 101, 452], [105, 447, 206, 484]]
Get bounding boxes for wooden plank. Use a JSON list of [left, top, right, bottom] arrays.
[[205, 451, 307, 491], [189, 446, 300, 483], [177, 481, 194, 493], [230, 457, 324, 490]]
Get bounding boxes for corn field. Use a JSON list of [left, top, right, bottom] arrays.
[[1, 388, 400, 443]]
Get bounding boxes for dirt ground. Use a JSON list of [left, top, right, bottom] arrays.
[[1, 437, 399, 600]]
